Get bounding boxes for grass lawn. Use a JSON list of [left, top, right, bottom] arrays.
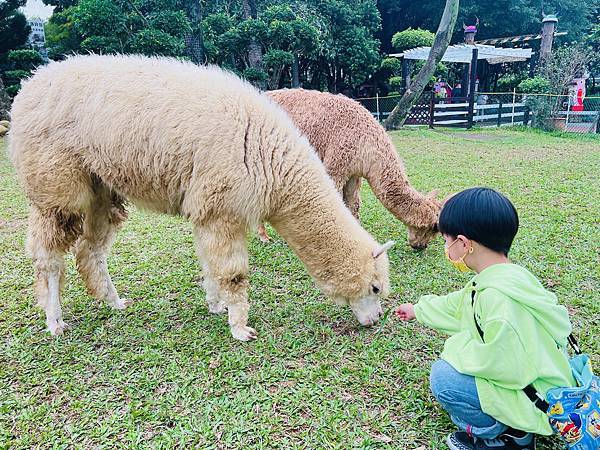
[[0, 128, 598, 449]]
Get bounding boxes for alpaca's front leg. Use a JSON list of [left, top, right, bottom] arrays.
[[193, 222, 256, 341], [342, 176, 362, 219]]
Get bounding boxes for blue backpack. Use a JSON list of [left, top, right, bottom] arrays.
[[524, 336, 600, 450]]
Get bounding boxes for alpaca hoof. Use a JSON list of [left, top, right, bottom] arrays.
[[231, 325, 257, 341], [110, 297, 132, 310], [208, 302, 227, 314], [47, 318, 69, 336], [258, 233, 270, 243]]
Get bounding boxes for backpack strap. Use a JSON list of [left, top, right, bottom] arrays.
[[567, 334, 582, 355], [523, 384, 550, 412], [470, 283, 485, 341]]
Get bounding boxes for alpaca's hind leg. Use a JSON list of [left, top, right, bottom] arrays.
[[74, 188, 130, 309], [201, 262, 227, 314], [27, 207, 82, 335], [194, 221, 254, 341], [343, 176, 362, 219], [257, 223, 271, 243]]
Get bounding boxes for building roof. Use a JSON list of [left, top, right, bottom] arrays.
[[390, 44, 533, 64]]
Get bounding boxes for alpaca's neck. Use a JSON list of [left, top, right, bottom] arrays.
[[269, 159, 373, 298], [364, 138, 438, 229]]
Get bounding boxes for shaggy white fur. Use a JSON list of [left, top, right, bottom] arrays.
[[9, 54, 392, 341]]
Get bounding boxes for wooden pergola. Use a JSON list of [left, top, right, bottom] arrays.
[[390, 44, 533, 97], [388, 44, 533, 129]]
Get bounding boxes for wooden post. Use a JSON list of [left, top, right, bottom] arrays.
[[467, 48, 478, 129], [402, 58, 410, 90], [461, 65, 470, 97], [539, 15, 558, 65], [429, 90, 435, 129], [511, 88, 516, 125], [376, 93, 380, 121], [497, 102, 503, 127]]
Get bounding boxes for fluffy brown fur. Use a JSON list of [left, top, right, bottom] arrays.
[[9, 55, 392, 340], [265, 89, 441, 249]]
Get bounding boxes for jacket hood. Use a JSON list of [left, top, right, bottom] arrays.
[[472, 264, 571, 345]]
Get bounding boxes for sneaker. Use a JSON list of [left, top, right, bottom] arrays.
[[446, 431, 536, 450], [501, 429, 536, 449], [447, 431, 510, 450]]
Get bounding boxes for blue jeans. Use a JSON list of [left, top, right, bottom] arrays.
[[430, 359, 509, 439]]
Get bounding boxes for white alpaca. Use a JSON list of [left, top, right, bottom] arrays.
[[9, 54, 392, 341]]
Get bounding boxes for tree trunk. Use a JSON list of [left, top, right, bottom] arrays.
[[292, 54, 300, 87], [243, 0, 264, 88], [268, 65, 284, 90], [384, 0, 459, 130], [183, 0, 205, 65]]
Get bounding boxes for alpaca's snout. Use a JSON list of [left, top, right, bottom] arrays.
[[350, 297, 383, 327], [410, 243, 427, 251]]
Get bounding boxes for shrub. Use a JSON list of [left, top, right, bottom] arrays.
[[518, 76, 551, 94], [243, 67, 268, 82], [388, 76, 403, 91], [380, 57, 401, 74], [392, 28, 434, 52]]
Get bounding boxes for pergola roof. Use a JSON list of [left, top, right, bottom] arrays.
[[390, 44, 533, 64], [476, 31, 567, 46]]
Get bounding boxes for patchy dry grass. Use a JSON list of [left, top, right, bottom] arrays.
[[1, 128, 598, 449]]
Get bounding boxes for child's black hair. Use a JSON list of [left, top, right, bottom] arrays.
[[438, 187, 519, 255]]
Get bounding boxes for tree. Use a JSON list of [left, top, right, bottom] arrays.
[[385, 0, 459, 130], [0, 0, 30, 57], [307, 0, 381, 92], [1, 0, 34, 100], [47, 0, 191, 58], [45, 7, 83, 59], [202, 4, 318, 88], [2, 49, 45, 97], [261, 5, 318, 88]]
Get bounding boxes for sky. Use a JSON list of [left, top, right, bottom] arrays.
[[21, 0, 55, 20]]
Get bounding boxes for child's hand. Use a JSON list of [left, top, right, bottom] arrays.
[[395, 304, 416, 321]]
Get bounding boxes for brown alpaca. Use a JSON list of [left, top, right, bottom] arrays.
[[262, 89, 441, 249]]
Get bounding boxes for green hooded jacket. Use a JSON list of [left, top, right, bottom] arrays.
[[414, 263, 575, 435]]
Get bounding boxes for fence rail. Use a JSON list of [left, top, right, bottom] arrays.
[[356, 91, 600, 134]]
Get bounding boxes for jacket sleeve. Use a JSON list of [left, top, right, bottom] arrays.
[[443, 316, 535, 388], [414, 289, 463, 335]]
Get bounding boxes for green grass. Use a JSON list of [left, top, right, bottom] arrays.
[[1, 128, 598, 449]]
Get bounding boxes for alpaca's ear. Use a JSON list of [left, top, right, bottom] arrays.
[[372, 241, 395, 258], [427, 189, 439, 199], [441, 192, 456, 205]]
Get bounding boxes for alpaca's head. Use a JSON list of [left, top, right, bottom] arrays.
[[407, 191, 442, 250], [407, 223, 439, 250], [328, 241, 393, 327]]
